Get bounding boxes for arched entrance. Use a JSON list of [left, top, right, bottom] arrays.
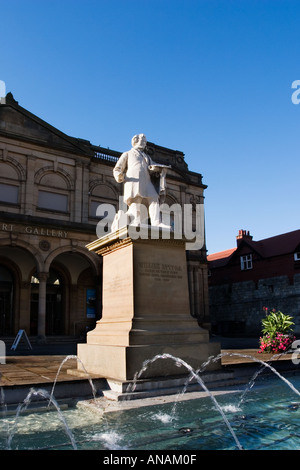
[[30, 269, 64, 335], [0, 265, 14, 335], [44, 249, 102, 337]]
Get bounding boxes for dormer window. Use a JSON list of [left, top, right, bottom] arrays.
[[240, 254, 252, 270]]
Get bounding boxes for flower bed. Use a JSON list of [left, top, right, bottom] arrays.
[[259, 332, 295, 354], [258, 307, 295, 354]]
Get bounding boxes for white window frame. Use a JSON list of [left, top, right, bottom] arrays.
[[240, 254, 253, 270]]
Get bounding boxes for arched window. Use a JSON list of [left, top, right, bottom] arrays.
[[160, 195, 181, 232], [89, 183, 118, 218], [0, 162, 21, 206], [36, 168, 72, 215]]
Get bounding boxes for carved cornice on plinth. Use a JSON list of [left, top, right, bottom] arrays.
[[86, 225, 189, 256]]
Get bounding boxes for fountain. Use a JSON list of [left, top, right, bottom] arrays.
[[2, 134, 300, 450], [6, 388, 78, 450], [1, 351, 300, 450]]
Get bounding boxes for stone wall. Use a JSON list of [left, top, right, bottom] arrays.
[[209, 274, 300, 337]]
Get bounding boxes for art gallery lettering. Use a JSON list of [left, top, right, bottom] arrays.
[[1, 223, 68, 238]]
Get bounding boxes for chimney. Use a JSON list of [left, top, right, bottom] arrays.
[[236, 229, 253, 246]]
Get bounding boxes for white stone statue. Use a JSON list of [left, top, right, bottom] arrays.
[[112, 134, 170, 228]]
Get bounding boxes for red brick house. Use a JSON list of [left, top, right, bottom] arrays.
[[207, 229, 300, 337]]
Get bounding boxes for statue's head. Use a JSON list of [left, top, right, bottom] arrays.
[[132, 133, 147, 150]]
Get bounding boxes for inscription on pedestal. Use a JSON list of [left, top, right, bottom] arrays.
[[138, 262, 183, 282]]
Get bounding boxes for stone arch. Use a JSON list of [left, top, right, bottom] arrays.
[[0, 155, 26, 181], [89, 181, 118, 199], [164, 193, 180, 206], [44, 245, 100, 276], [0, 237, 44, 273], [0, 161, 20, 181], [29, 260, 72, 336], [35, 166, 74, 190], [28, 259, 72, 286], [44, 245, 102, 335], [89, 182, 119, 219], [0, 257, 21, 335], [0, 255, 22, 285], [160, 193, 182, 233], [0, 157, 26, 208], [0, 243, 42, 335]]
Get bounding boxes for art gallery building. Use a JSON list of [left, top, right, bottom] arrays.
[[0, 93, 210, 341]]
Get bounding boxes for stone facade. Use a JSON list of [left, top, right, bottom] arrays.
[[0, 92, 210, 339]]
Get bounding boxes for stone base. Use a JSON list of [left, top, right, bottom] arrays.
[[77, 228, 221, 383], [68, 368, 236, 401], [102, 369, 235, 401], [77, 341, 220, 382]]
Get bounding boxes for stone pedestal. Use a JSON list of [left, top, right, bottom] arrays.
[[77, 227, 220, 382]]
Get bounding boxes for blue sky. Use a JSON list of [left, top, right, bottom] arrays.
[[1, 0, 300, 254]]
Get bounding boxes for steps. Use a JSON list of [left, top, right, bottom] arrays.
[[99, 370, 242, 401], [1, 335, 79, 346]]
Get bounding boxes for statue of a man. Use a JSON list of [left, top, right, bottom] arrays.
[[113, 134, 169, 227]]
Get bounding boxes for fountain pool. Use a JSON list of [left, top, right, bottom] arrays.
[[2, 369, 300, 450]]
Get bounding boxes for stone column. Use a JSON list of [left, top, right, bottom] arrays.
[[193, 266, 200, 318], [201, 264, 211, 327], [24, 155, 36, 215], [19, 281, 31, 331], [82, 163, 90, 223], [74, 161, 83, 223], [37, 272, 48, 342], [188, 264, 195, 317]]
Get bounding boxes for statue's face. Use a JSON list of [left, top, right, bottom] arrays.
[[133, 134, 147, 149]]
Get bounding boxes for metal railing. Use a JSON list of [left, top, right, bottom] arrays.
[[91, 146, 120, 163]]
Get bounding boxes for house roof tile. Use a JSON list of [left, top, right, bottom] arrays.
[[208, 229, 300, 268]]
